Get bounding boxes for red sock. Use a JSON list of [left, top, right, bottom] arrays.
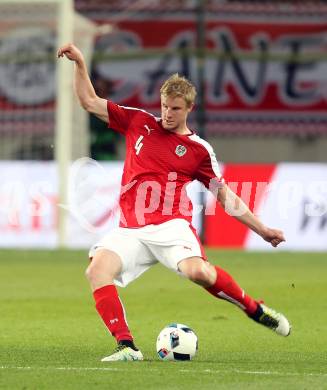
[[206, 266, 258, 315], [93, 285, 133, 342]]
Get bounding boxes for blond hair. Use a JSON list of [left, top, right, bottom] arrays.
[[160, 73, 197, 108]]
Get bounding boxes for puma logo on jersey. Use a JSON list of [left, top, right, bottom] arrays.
[[144, 124, 154, 135], [175, 145, 187, 157]]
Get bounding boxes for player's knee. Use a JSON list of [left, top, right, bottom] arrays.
[[85, 250, 122, 284], [85, 262, 97, 283], [186, 265, 211, 285], [85, 261, 116, 286]]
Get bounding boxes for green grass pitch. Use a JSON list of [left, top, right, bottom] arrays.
[[0, 249, 326, 389]]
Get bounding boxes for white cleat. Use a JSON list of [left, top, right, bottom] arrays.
[[251, 303, 291, 336], [101, 345, 144, 362]]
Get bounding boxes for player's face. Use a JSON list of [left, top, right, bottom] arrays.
[[161, 95, 192, 133]]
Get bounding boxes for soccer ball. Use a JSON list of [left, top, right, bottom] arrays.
[[156, 323, 198, 361]]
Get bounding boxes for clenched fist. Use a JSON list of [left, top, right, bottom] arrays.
[[57, 43, 84, 64]]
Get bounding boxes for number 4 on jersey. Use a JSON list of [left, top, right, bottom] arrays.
[[135, 135, 144, 155]]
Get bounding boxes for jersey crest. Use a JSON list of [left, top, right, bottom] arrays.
[[175, 145, 187, 157]]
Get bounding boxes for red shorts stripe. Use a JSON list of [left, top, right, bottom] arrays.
[[189, 224, 207, 260]]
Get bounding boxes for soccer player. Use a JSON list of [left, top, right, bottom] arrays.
[[57, 43, 291, 362]]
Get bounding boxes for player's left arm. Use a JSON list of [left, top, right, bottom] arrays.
[[216, 183, 285, 247]]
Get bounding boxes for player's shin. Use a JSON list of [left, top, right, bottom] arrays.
[[93, 284, 133, 342], [205, 266, 258, 315]]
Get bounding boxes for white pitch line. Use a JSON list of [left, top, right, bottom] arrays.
[[0, 366, 326, 377]]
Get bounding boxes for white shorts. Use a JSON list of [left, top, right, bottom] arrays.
[[89, 219, 206, 287]]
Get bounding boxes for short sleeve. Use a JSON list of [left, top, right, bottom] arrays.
[[195, 146, 225, 190], [107, 101, 139, 136]]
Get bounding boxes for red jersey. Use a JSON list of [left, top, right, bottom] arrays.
[[107, 101, 225, 228]]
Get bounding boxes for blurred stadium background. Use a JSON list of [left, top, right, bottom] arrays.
[[0, 0, 326, 250]]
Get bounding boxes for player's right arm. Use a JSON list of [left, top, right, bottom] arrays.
[[57, 43, 108, 123]]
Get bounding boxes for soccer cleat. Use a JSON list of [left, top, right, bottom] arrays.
[[101, 344, 143, 362], [250, 303, 291, 336]]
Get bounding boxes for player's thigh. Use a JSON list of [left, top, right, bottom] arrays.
[[146, 219, 206, 274], [89, 228, 157, 287]]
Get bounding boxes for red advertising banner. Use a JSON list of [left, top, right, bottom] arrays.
[[204, 163, 327, 250], [0, 16, 326, 135], [92, 18, 327, 134]]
